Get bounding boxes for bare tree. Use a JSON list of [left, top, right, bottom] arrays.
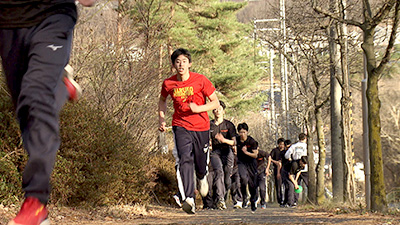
[[263, 3, 331, 202], [312, 0, 400, 212]]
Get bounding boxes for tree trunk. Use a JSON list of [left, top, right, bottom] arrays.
[[329, 19, 344, 203], [306, 111, 317, 204], [362, 27, 387, 212], [315, 106, 326, 204], [338, 11, 356, 204]]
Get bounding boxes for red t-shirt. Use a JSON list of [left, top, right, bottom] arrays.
[[161, 72, 216, 131]]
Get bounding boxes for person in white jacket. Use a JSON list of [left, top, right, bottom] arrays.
[[285, 133, 307, 161], [284, 133, 308, 206]]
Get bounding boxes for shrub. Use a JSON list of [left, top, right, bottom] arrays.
[[0, 82, 25, 205], [149, 152, 178, 205], [0, 82, 154, 206], [52, 100, 154, 206]]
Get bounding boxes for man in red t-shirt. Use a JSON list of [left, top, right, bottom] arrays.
[[158, 48, 219, 214]]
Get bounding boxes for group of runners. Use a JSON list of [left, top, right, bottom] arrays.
[[158, 48, 309, 214]]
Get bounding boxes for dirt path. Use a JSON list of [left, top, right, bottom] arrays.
[[2, 203, 399, 224]]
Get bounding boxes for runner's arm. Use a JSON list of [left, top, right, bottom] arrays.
[[215, 133, 235, 146], [295, 171, 301, 182], [242, 145, 258, 158], [158, 95, 167, 132], [289, 174, 299, 189], [265, 155, 272, 176], [271, 158, 280, 166], [189, 91, 219, 113]]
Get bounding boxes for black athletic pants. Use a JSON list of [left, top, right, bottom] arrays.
[[202, 167, 215, 208], [282, 169, 295, 206], [173, 126, 209, 200], [230, 165, 241, 204], [273, 167, 283, 204], [295, 171, 308, 203], [238, 161, 258, 204], [257, 171, 266, 205], [210, 149, 234, 200], [0, 14, 75, 204]]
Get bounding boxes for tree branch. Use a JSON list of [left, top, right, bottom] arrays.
[[311, 0, 363, 27], [362, 0, 373, 21], [371, 0, 397, 27], [264, 39, 300, 75], [375, 1, 400, 76], [316, 95, 330, 111]]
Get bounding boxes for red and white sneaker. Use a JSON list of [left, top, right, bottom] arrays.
[[8, 197, 50, 225], [63, 64, 82, 102]]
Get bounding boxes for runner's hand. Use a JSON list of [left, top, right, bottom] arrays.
[[159, 121, 166, 132], [242, 145, 247, 153], [78, 0, 96, 6], [215, 133, 225, 143], [189, 102, 201, 113]]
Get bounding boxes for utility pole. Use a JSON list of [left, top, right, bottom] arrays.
[[279, 0, 289, 139], [254, 19, 280, 137], [270, 49, 276, 132], [253, 0, 289, 139]]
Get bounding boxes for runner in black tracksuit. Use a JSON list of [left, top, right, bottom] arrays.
[[256, 149, 271, 209], [269, 138, 285, 206], [209, 101, 237, 210], [280, 139, 292, 206], [282, 156, 308, 207], [236, 123, 259, 212]]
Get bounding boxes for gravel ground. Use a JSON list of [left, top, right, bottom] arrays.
[[1, 202, 399, 225]]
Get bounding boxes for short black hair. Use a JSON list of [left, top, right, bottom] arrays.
[[277, 138, 285, 145], [219, 100, 226, 109], [284, 139, 291, 146], [171, 48, 192, 63], [298, 133, 307, 141], [300, 156, 308, 164], [237, 123, 249, 132]]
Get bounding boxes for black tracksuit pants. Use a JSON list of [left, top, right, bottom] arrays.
[[273, 167, 283, 204], [0, 14, 75, 204], [257, 171, 266, 205], [238, 161, 258, 204], [173, 126, 209, 200], [210, 149, 234, 200], [230, 165, 241, 204], [295, 171, 308, 203], [282, 169, 295, 206]]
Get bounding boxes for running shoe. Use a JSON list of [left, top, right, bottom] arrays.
[[261, 204, 267, 209], [216, 198, 227, 210], [63, 64, 82, 102], [173, 194, 182, 208], [198, 176, 209, 197], [8, 197, 50, 225], [182, 197, 195, 214], [233, 201, 242, 209], [251, 202, 257, 212], [243, 200, 249, 209]]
